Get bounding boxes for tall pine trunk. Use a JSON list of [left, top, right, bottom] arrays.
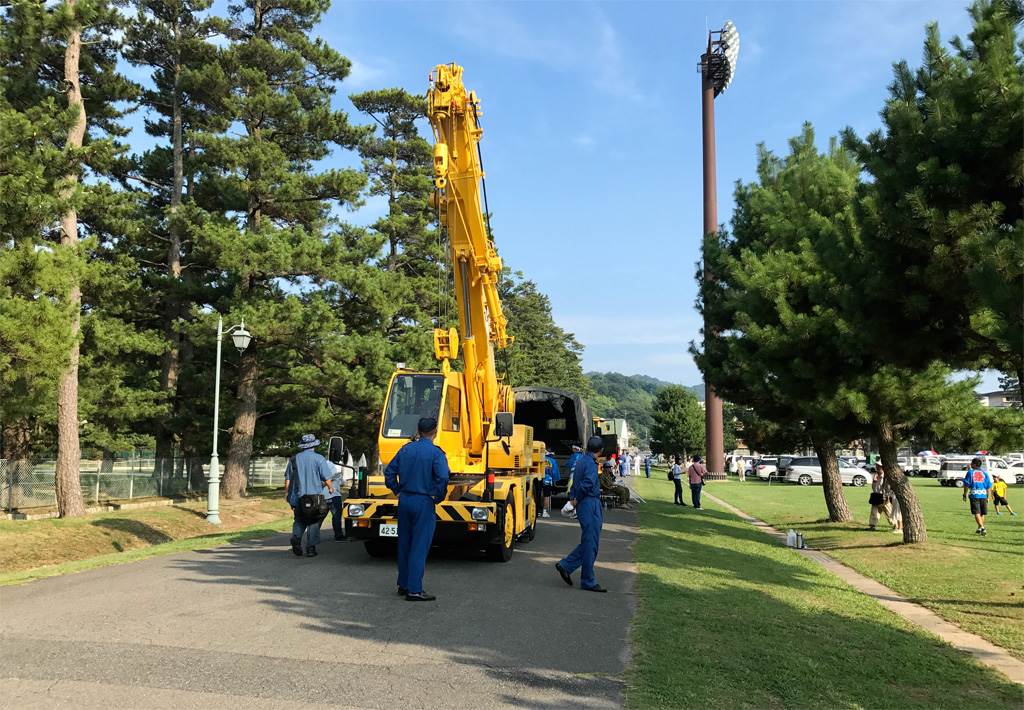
[[222, 348, 259, 498], [809, 434, 853, 522], [877, 418, 927, 543], [155, 38, 185, 473], [55, 0, 86, 518]]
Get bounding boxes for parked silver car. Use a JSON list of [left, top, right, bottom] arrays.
[[783, 456, 869, 487]]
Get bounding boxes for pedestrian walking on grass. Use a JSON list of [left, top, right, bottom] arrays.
[[736, 454, 745, 482], [671, 457, 686, 506], [384, 417, 450, 601], [555, 435, 608, 593], [285, 434, 335, 558], [962, 457, 993, 536], [687, 455, 708, 509], [644, 455, 651, 479], [991, 474, 1016, 516], [867, 465, 893, 531]]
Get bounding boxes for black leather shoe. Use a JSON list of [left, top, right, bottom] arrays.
[[582, 584, 608, 593], [306, 546, 317, 557], [555, 562, 573, 586], [397, 586, 408, 596], [405, 591, 436, 601], [290, 536, 303, 557], [334, 535, 348, 542]]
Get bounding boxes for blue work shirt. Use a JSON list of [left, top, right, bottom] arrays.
[[644, 458, 651, 473], [569, 452, 600, 501], [566, 452, 583, 476], [963, 468, 992, 499], [544, 455, 560, 485], [384, 437, 451, 503], [284, 449, 334, 506]]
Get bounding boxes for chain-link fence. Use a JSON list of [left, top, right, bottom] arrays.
[[0, 457, 290, 512]]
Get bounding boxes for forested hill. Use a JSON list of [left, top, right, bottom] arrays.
[[584, 372, 703, 438]]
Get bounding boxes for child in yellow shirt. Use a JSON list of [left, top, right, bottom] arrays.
[[992, 475, 1016, 516]]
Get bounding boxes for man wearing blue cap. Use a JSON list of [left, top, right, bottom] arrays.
[[384, 417, 450, 601], [285, 434, 335, 557], [555, 434, 607, 593]]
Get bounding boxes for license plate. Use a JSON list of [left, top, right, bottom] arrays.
[[379, 524, 398, 537]]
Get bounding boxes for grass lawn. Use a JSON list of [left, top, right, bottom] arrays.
[[627, 473, 1023, 709], [0, 490, 293, 584], [705, 474, 1024, 661]]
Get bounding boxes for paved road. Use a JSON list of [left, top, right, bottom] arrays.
[[1, 507, 637, 709]]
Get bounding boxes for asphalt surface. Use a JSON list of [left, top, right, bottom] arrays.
[[1, 505, 638, 709]]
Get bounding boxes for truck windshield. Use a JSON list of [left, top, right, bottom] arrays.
[[382, 374, 444, 439]]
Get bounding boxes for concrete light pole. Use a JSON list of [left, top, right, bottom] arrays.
[[207, 315, 252, 524], [700, 21, 739, 478]]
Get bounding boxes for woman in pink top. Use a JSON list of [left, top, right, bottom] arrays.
[[686, 455, 708, 509]]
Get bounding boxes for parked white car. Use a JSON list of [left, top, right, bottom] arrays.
[[1009, 461, 1024, 485], [783, 456, 869, 487], [907, 455, 942, 478], [938, 456, 1013, 487], [754, 457, 779, 480]]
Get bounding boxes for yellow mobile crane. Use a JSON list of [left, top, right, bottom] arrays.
[[342, 63, 543, 562]]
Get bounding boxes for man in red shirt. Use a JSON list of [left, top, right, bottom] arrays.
[[687, 455, 708, 509]]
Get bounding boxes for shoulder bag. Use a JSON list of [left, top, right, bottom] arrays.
[[293, 455, 329, 524]]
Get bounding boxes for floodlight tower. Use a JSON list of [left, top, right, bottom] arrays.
[[700, 20, 739, 478]]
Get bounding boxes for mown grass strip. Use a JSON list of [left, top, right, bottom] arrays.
[[707, 475, 1024, 660], [627, 475, 1022, 709], [0, 517, 292, 586]]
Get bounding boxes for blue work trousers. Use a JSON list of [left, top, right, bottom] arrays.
[[292, 507, 323, 547], [397, 492, 436, 594], [559, 496, 603, 589], [327, 497, 345, 540], [690, 483, 703, 508]]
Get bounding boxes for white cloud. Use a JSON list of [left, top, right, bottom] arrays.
[[346, 56, 395, 92], [573, 133, 596, 149]]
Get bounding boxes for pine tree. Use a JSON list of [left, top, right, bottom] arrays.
[[694, 125, 863, 522], [194, 0, 367, 497], [120, 0, 226, 468], [842, 0, 1023, 384], [499, 270, 591, 397], [0, 0, 136, 516]]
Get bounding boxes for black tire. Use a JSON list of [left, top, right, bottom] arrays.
[[852, 475, 867, 487], [906, 470, 916, 477], [954, 479, 965, 488], [930, 471, 938, 478], [798, 474, 812, 486], [364, 539, 397, 558], [486, 495, 516, 562]]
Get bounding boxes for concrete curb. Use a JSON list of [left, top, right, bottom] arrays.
[[706, 492, 1024, 686], [3, 496, 209, 521]]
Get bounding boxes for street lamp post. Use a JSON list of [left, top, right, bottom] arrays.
[[207, 315, 253, 524], [700, 20, 739, 479]]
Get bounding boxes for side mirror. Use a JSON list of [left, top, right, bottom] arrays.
[[493, 412, 514, 438], [328, 436, 344, 464]]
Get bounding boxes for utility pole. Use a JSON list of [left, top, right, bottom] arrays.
[[699, 21, 739, 478]]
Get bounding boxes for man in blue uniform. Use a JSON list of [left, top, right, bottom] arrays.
[[644, 455, 651, 478], [566, 445, 583, 478], [555, 435, 607, 593], [284, 434, 335, 558], [384, 417, 450, 601], [962, 457, 993, 536]]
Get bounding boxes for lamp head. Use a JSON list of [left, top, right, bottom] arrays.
[[231, 326, 252, 353]]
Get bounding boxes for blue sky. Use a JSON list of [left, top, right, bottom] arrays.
[[123, 0, 1001, 390]]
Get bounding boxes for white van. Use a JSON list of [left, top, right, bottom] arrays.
[[938, 456, 1011, 487]]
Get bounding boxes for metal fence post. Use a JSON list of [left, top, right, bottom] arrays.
[[129, 472, 134, 500], [158, 468, 164, 497], [94, 470, 101, 505]]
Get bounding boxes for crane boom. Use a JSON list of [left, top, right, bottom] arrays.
[[427, 63, 512, 459]]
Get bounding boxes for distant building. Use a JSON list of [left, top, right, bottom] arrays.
[[977, 390, 1021, 408]]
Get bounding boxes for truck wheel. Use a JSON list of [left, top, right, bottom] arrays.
[[522, 483, 537, 543], [954, 479, 965, 488], [486, 495, 516, 562], [365, 539, 397, 558]]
